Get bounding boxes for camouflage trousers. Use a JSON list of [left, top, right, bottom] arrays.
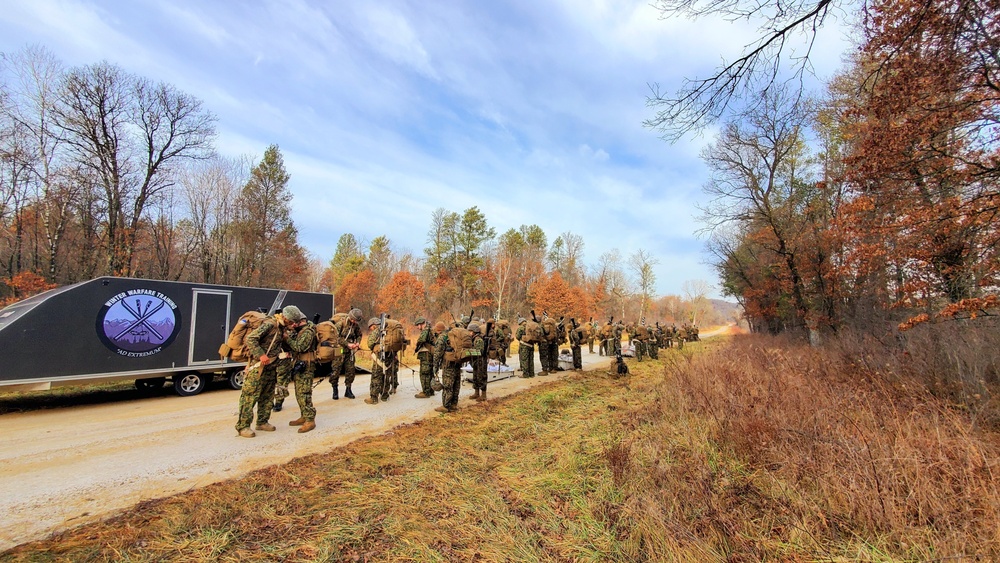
[[329, 352, 356, 390], [648, 341, 659, 360], [472, 357, 487, 392], [370, 358, 389, 401], [275, 361, 317, 421], [519, 343, 535, 377], [236, 363, 278, 431], [587, 338, 595, 354], [635, 340, 646, 361], [441, 362, 462, 410], [571, 346, 582, 369], [418, 351, 435, 395], [272, 358, 296, 403], [537, 343, 550, 373]]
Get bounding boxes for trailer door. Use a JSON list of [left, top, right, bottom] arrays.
[[189, 289, 231, 365]]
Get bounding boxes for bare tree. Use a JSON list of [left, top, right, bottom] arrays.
[[628, 249, 659, 321], [645, 0, 838, 140], [53, 61, 216, 276]]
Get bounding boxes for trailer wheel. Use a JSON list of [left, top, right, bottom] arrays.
[[173, 372, 207, 396], [227, 368, 245, 390], [135, 377, 166, 392]]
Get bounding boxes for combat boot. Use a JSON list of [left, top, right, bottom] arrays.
[[272, 399, 283, 412], [434, 406, 449, 413], [364, 397, 378, 405], [255, 422, 276, 432], [476, 390, 487, 402], [332, 386, 339, 400], [238, 428, 256, 438], [415, 392, 429, 398], [471, 389, 480, 399], [298, 421, 316, 433], [344, 387, 355, 399], [288, 417, 305, 426]]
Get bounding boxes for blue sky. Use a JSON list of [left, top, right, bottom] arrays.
[[0, 0, 852, 299]]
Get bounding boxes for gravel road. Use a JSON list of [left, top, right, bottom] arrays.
[[0, 349, 615, 551]]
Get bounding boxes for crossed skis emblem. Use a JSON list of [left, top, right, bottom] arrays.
[[112, 298, 166, 342]]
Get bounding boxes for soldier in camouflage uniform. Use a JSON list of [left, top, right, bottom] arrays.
[[236, 306, 300, 437], [569, 320, 583, 370], [599, 320, 611, 356], [330, 308, 363, 400], [365, 317, 391, 405], [515, 316, 535, 378], [612, 322, 623, 356], [588, 320, 598, 354], [469, 322, 488, 401], [413, 317, 435, 398], [434, 326, 461, 412], [283, 312, 319, 433]]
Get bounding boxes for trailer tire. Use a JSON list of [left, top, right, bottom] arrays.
[[135, 377, 166, 392], [227, 368, 245, 390], [173, 372, 207, 396]]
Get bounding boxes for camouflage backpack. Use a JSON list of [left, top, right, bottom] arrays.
[[523, 320, 545, 344]]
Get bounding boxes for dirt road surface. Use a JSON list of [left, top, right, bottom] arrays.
[[0, 349, 616, 551]]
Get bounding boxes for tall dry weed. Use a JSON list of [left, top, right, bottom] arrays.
[[667, 334, 1000, 559]]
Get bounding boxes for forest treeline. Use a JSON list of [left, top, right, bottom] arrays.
[[0, 46, 724, 325], [660, 0, 1000, 337]]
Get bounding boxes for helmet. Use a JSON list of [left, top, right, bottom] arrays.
[[281, 305, 305, 322], [467, 322, 481, 334], [459, 315, 471, 326], [349, 308, 363, 322], [414, 316, 427, 326], [433, 321, 446, 333], [367, 317, 380, 328]]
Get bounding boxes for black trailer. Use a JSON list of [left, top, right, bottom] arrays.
[[0, 277, 335, 396]]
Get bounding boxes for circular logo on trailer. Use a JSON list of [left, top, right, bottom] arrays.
[[96, 289, 181, 358]]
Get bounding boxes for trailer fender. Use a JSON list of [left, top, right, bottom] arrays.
[[173, 372, 208, 397]]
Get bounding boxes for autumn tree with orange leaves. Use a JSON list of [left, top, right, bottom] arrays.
[[376, 270, 426, 322]]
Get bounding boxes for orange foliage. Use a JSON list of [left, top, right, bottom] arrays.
[[335, 269, 377, 317], [0, 272, 58, 307], [376, 271, 426, 322], [529, 271, 592, 320]]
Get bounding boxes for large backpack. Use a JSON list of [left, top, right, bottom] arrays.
[[444, 327, 476, 363], [314, 320, 341, 363], [541, 317, 559, 343], [382, 319, 407, 352], [219, 310, 267, 362], [523, 320, 544, 344], [575, 323, 591, 340]]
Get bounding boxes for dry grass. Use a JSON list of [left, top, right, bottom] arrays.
[[3, 334, 998, 562]]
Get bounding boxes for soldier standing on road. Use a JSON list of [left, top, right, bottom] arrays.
[[330, 308, 363, 400], [515, 316, 535, 378], [236, 306, 299, 438], [434, 325, 461, 412], [413, 317, 435, 398], [588, 320, 598, 354], [569, 320, 583, 370], [469, 322, 488, 402], [365, 317, 391, 405], [283, 310, 318, 433]]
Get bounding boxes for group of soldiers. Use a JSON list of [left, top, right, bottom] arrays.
[[233, 306, 698, 438]]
